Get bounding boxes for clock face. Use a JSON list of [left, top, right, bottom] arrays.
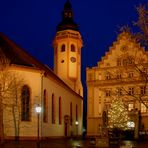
[[70, 57, 76, 63]]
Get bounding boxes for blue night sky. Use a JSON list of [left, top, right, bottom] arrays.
[[0, 0, 147, 110]]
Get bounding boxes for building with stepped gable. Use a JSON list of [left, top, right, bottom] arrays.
[[86, 31, 148, 139]]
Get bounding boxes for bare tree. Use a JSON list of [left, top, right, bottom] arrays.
[[0, 53, 24, 141], [102, 51, 148, 110], [120, 4, 148, 48], [134, 4, 148, 48], [116, 3, 148, 108], [3, 73, 24, 141]]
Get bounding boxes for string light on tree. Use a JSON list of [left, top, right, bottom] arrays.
[[108, 98, 129, 130]]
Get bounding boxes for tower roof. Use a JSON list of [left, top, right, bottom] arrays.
[[56, 0, 79, 31], [64, 0, 72, 10]]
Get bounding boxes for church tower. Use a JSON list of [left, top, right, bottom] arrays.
[[53, 0, 83, 96]]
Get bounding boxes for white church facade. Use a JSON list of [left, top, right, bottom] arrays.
[[0, 0, 83, 140]]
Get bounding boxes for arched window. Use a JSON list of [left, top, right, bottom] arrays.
[[76, 105, 78, 121], [61, 44, 65, 52], [43, 89, 48, 123], [70, 102, 72, 125], [21, 85, 30, 121], [71, 44, 75, 52], [52, 94, 55, 124], [59, 97, 62, 124]]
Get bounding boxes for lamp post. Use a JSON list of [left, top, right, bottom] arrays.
[[35, 105, 41, 148], [75, 121, 79, 137]]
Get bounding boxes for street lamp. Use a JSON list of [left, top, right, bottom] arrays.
[[75, 121, 79, 137], [35, 105, 41, 148]]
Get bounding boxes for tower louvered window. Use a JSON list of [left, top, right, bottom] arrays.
[[71, 44, 75, 52], [61, 44, 65, 52]]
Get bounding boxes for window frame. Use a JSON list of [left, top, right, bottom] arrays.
[[21, 85, 31, 121]]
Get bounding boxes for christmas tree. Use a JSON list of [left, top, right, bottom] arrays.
[[108, 98, 129, 130]]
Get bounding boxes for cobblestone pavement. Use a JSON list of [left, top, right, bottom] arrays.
[[0, 138, 148, 148]]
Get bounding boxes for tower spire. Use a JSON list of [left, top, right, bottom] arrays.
[[64, 0, 72, 10], [56, 0, 78, 31]]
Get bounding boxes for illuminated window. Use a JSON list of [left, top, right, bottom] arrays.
[[128, 103, 134, 111], [64, 12, 68, 17], [141, 103, 147, 113], [70, 102, 72, 125], [21, 85, 30, 121], [43, 89, 48, 123], [52, 94, 55, 124], [69, 12, 72, 18], [61, 44, 65, 52], [71, 44, 75, 52], [127, 121, 135, 128], [59, 97, 62, 124], [98, 74, 102, 80]]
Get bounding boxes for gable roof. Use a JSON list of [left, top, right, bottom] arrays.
[[97, 31, 147, 68], [0, 32, 82, 99]]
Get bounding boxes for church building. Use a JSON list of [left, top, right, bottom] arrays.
[[86, 31, 148, 139], [0, 0, 83, 140]]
